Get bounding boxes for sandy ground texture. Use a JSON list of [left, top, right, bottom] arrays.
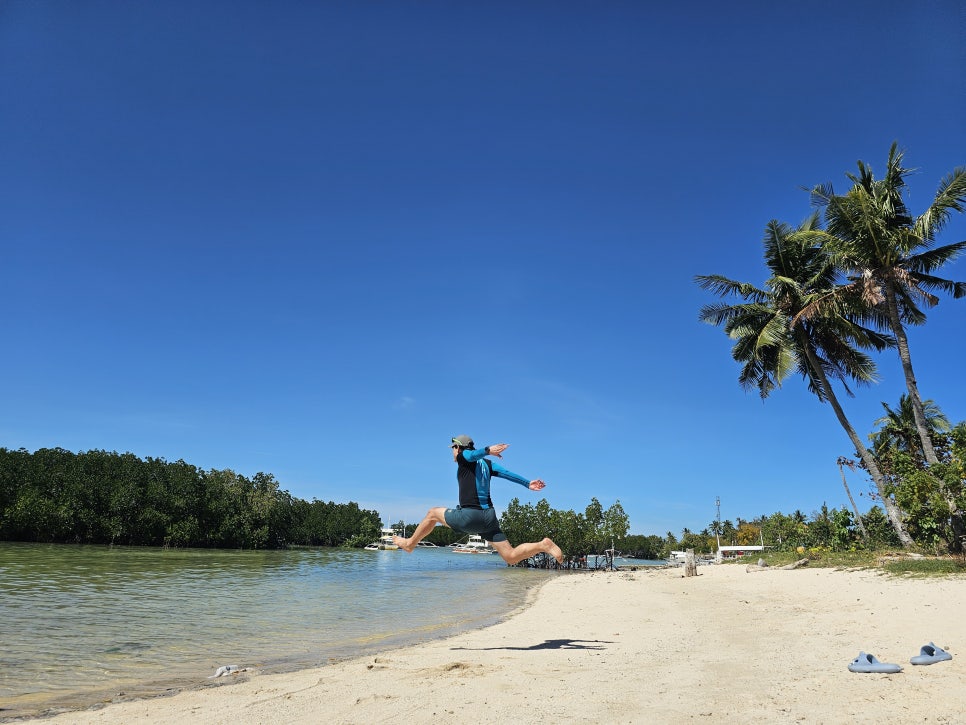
[[39, 563, 965, 724]]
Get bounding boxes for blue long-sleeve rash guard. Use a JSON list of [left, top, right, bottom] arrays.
[[456, 447, 531, 510]]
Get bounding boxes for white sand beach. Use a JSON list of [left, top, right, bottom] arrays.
[[44, 563, 966, 724]]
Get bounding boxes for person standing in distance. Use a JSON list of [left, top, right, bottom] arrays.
[[393, 435, 564, 565]]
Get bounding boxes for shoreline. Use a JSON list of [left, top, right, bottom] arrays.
[[2, 545, 553, 721], [33, 564, 966, 723], [4, 571, 554, 722]]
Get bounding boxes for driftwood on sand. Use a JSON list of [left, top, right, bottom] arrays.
[[745, 558, 809, 573]]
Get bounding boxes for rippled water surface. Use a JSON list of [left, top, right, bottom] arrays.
[[0, 542, 547, 718]]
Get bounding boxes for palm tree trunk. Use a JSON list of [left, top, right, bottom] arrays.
[[882, 280, 940, 465], [883, 280, 965, 547], [800, 341, 914, 547], [838, 459, 870, 543]]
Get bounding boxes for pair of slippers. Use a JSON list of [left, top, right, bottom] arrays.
[[848, 643, 952, 673]]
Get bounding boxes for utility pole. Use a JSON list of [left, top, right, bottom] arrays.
[[715, 496, 721, 549]]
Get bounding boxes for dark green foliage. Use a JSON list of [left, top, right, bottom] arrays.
[[499, 496, 630, 559], [620, 534, 666, 559], [423, 526, 462, 547], [494, 497, 908, 558], [0, 448, 381, 549], [859, 506, 903, 549], [863, 399, 966, 552]]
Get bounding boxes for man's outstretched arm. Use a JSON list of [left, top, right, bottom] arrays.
[[462, 443, 509, 462], [463, 444, 546, 491], [490, 460, 545, 490]]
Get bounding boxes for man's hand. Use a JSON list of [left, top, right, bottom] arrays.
[[487, 443, 509, 458], [528, 479, 546, 491]]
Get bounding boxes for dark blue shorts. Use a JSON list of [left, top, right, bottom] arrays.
[[443, 507, 507, 543]]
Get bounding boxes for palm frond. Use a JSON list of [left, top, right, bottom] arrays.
[[735, 340, 796, 399], [905, 239, 966, 275], [904, 270, 964, 300], [698, 302, 745, 326], [893, 269, 940, 308], [694, 274, 769, 302], [808, 182, 835, 209], [755, 314, 793, 351], [789, 228, 838, 247], [815, 333, 880, 386], [788, 286, 854, 326], [914, 166, 966, 241]]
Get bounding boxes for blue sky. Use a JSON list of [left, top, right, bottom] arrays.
[[2, 1, 964, 537]]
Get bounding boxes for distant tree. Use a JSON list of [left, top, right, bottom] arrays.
[[736, 521, 761, 546], [0, 448, 383, 549], [679, 527, 710, 553], [549, 507, 585, 560], [583, 498, 606, 552], [664, 531, 679, 556], [861, 505, 902, 548], [620, 534, 665, 559], [500, 497, 536, 550], [872, 395, 951, 466], [809, 504, 835, 548], [424, 524, 461, 547], [829, 507, 857, 551], [603, 500, 630, 545]]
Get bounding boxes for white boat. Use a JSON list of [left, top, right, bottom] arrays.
[[364, 525, 399, 551], [416, 541, 438, 547], [451, 534, 496, 554]]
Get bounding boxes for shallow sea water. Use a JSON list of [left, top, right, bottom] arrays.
[[0, 542, 548, 719]]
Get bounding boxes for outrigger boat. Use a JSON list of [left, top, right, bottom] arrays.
[[451, 534, 496, 554]]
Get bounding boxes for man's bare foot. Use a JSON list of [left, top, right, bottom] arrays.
[[393, 535, 416, 553], [544, 538, 564, 564]]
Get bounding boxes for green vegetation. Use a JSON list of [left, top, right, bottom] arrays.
[[749, 548, 966, 577], [0, 447, 381, 549], [880, 557, 966, 577], [3, 443, 963, 569], [495, 498, 901, 561], [697, 144, 966, 553], [500, 496, 630, 559]]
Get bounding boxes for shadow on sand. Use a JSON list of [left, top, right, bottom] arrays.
[[452, 638, 612, 651]]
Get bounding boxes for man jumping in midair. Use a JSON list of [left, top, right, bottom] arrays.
[[394, 435, 564, 566]]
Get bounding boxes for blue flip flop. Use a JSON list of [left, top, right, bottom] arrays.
[[848, 652, 902, 673], [910, 642, 952, 665]]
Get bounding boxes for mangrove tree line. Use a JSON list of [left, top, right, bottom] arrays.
[[0, 447, 381, 548]]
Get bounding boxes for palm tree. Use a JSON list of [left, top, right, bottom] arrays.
[[708, 519, 723, 549], [804, 143, 966, 466], [868, 394, 964, 546], [696, 216, 913, 546], [871, 395, 951, 463]]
